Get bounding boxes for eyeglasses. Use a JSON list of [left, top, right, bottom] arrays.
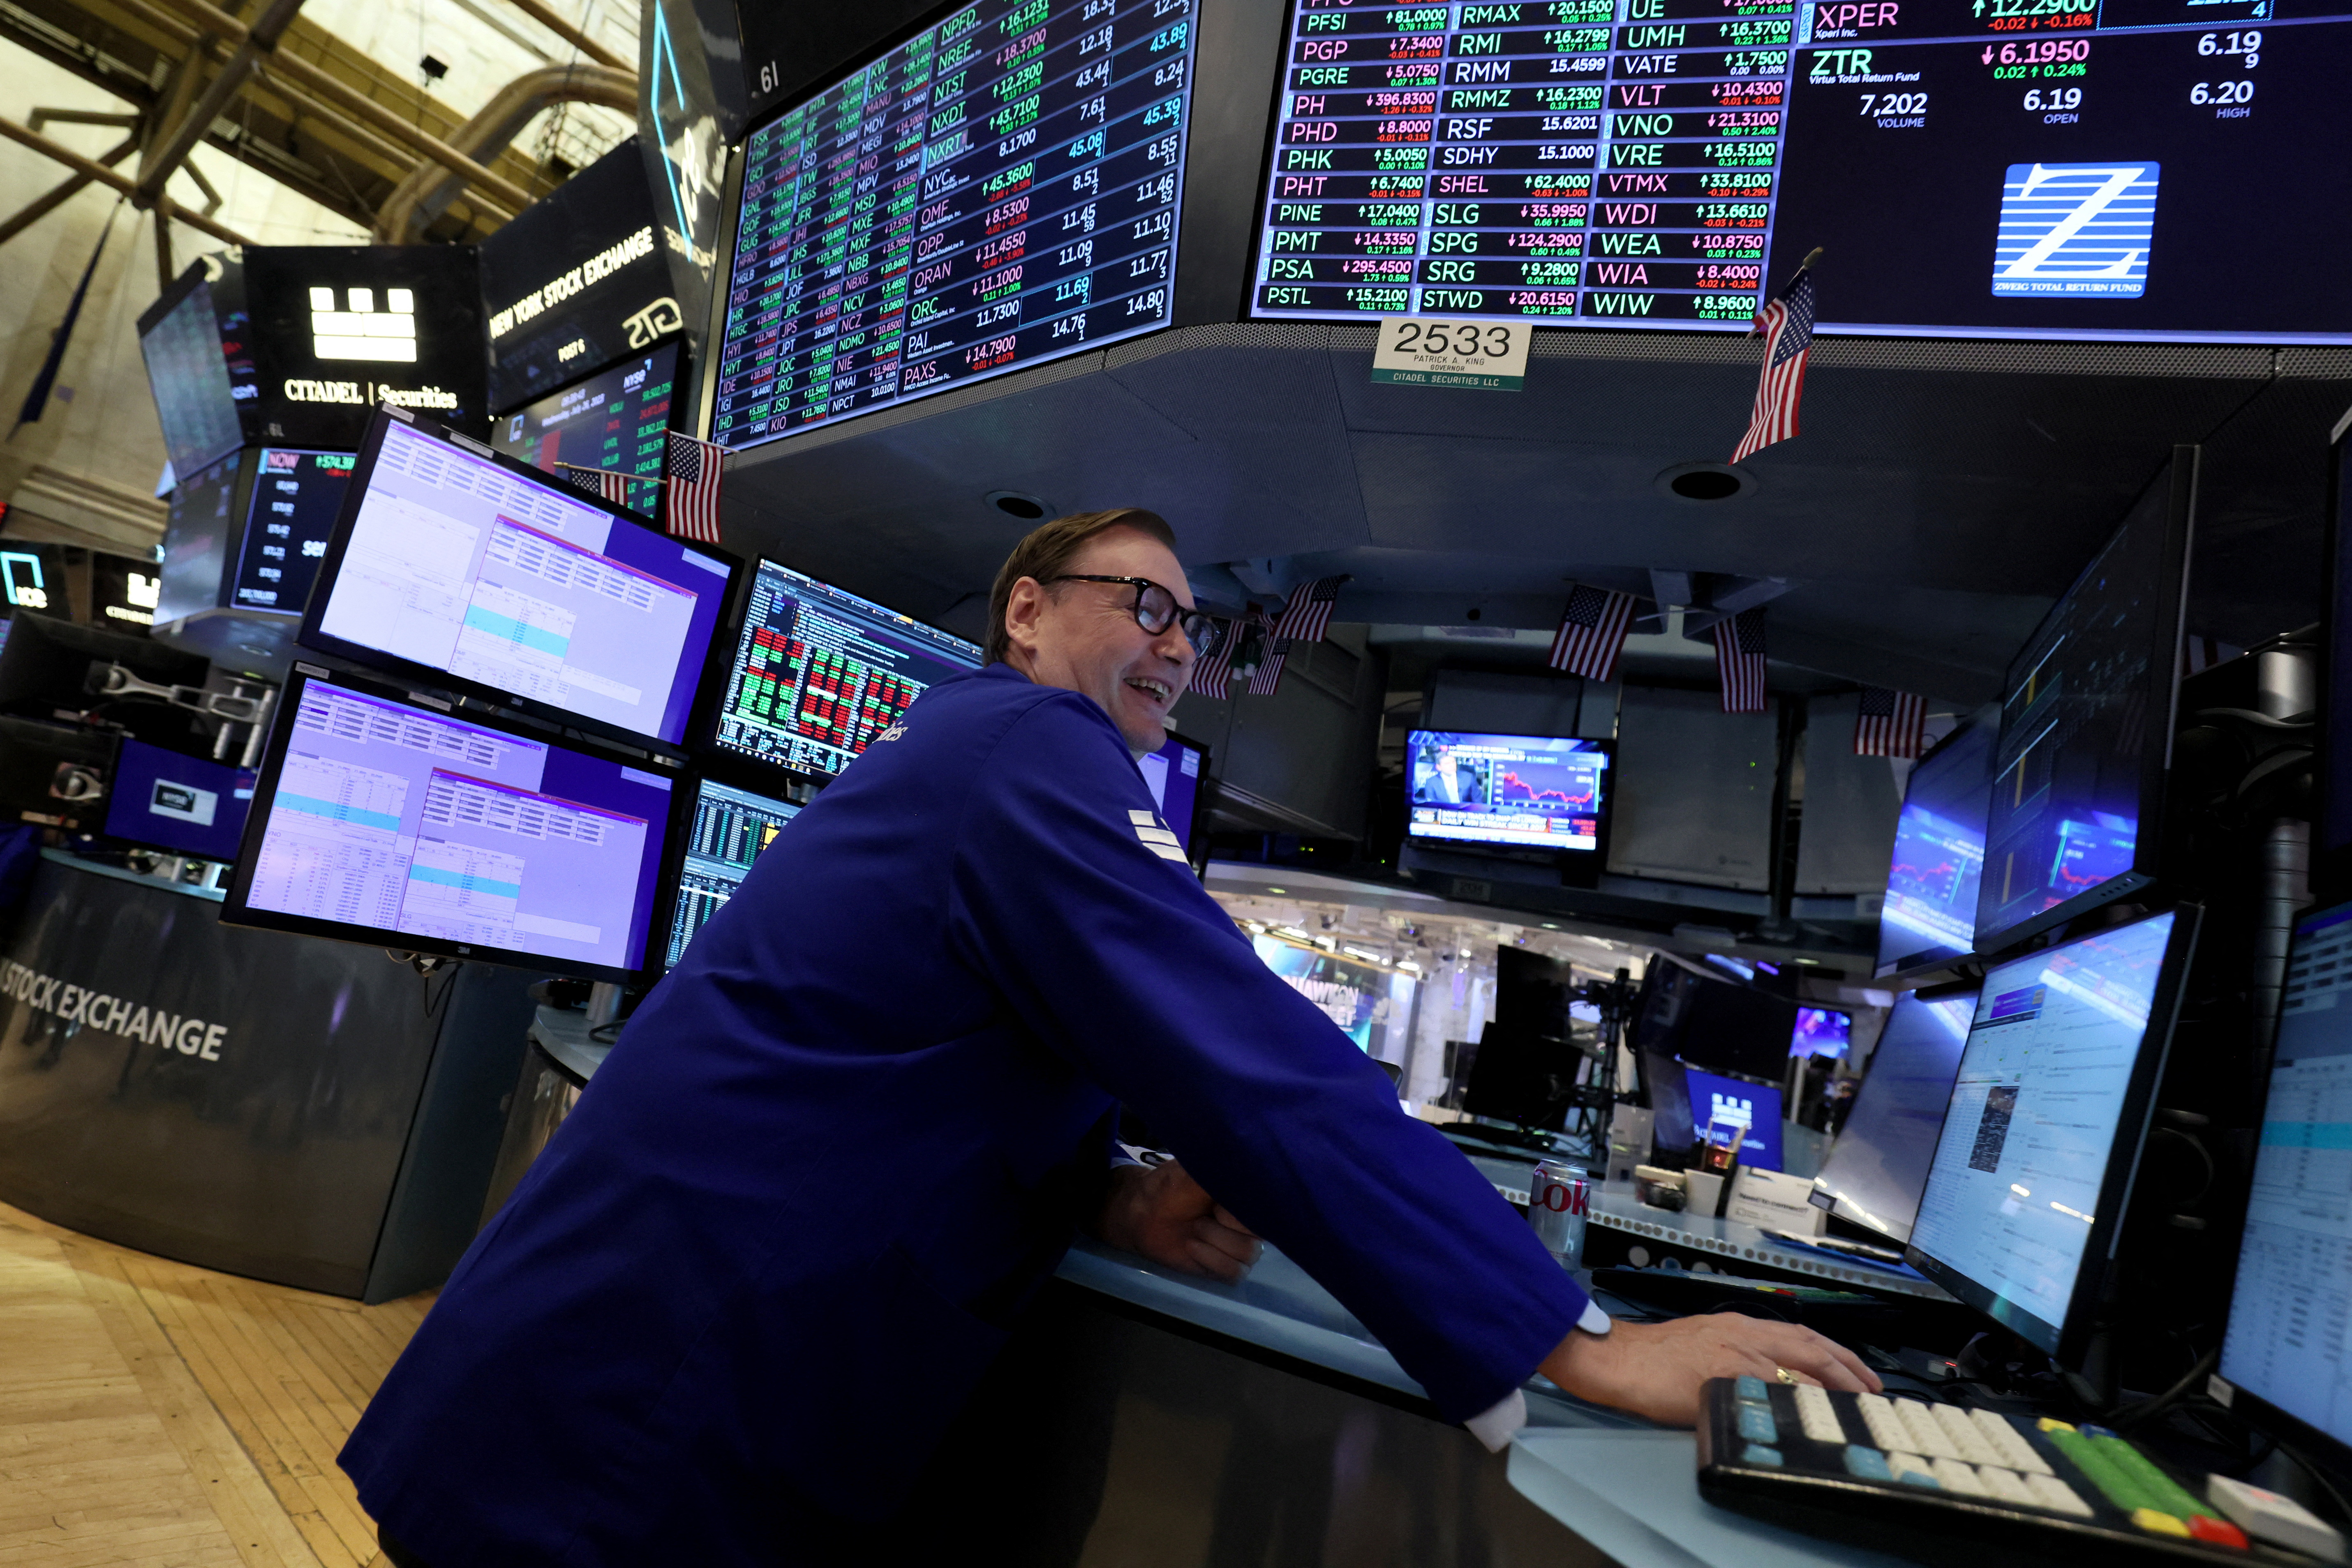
[[1045, 575, 1220, 654]]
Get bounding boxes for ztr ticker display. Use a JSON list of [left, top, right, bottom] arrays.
[[1252, 0, 2352, 342], [712, 0, 1201, 450]]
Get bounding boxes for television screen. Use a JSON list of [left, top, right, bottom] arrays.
[[709, 559, 982, 780], [1405, 732, 1610, 852], [1976, 457, 2192, 953], [1248, 8, 2352, 345], [1811, 989, 1976, 1244], [710, 2, 1202, 450], [137, 274, 244, 482], [89, 552, 164, 633], [1790, 1006, 1851, 1060], [490, 343, 680, 522], [303, 410, 738, 748], [1137, 732, 1205, 859], [1683, 1065, 1784, 1173], [222, 672, 676, 980], [1249, 935, 1415, 1059], [104, 738, 256, 860], [1876, 707, 1996, 977], [662, 777, 800, 970], [231, 449, 354, 617]]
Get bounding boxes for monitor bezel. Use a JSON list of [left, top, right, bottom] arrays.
[[296, 406, 745, 754], [1873, 707, 1997, 981], [1157, 728, 1213, 875], [648, 757, 806, 975], [2317, 418, 2352, 902], [1971, 449, 2197, 960], [1401, 728, 1616, 863], [1903, 902, 2202, 1368], [2213, 893, 2352, 1491], [219, 665, 680, 983], [1809, 981, 1979, 1245], [692, 554, 984, 787]]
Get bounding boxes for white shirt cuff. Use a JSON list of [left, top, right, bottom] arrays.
[[1464, 1302, 1612, 1452]]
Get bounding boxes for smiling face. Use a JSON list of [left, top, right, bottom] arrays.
[[999, 525, 1199, 753]]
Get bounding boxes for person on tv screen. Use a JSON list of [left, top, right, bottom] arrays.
[[342, 509, 1874, 1566]]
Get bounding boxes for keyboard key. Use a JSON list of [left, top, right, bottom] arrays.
[[1971, 1408, 2054, 1476], [1794, 1384, 1847, 1444], [2133, 1508, 2192, 1538], [2026, 1473, 2095, 1518], [2186, 1515, 2250, 1550], [1932, 1403, 2003, 1467], [1894, 1400, 1964, 1461], [1844, 1446, 1893, 1482], [1855, 1394, 1910, 1453], [1742, 1443, 1785, 1467], [1976, 1466, 2033, 1506], [1886, 1451, 1936, 1487], [1737, 1404, 1780, 1446], [1932, 1458, 1989, 1496], [1734, 1374, 1769, 1404]]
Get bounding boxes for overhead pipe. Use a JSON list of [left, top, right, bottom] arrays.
[[133, 0, 310, 206], [373, 61, 634, 240], [501, 0, 631, 71], [0, 116, 253, 245]]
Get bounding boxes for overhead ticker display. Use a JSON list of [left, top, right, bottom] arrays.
[[712, 0, 1201, 450], [1252, 0, 2352, 343]]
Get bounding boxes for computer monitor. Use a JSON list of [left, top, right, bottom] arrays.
[[230, 449, 354, 617], [490, 342, 682, 521], [1137, 732, 1207, 861], [102, 738, 254, 860], [1631, 956, 1801, 1082], [221, 669, 677, 981], [2215, 896, 2352, 1477], [1875, 706, 1997, 978], [707, 559, 982, 780], [1683, 1065, 1785, 1173], [1405, 732, 1611, 855], [1645, 1050, 1699, 1162], [2322, 416, 2352, 898], [661, 776, 800, 970], [1809, 988, 1977, 1244], [1975, 452, 2195, 955], [136, 266, 243, 483], [1906, 906, 2198, 1359], [300, 408, 741, 750], [1790, 1006, 1852, 1060], [89, 552, 164, 633]]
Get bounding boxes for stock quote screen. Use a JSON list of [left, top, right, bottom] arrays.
[[664, 778, 801, 969], [712, 0, 1201, 450], [712, 561, 984, 778], [492, 343, 679, 520], [1252, 0, 2352, 341], [233, 449, 353, 616]]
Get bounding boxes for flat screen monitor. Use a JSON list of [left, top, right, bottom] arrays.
[[222, 670, 677, 981], [1632, 956, 1799, 1082], [1790, 1006, 1851, 1060], [0, 543, 68, 621], [708, 559, 982, 780], [1137, 732, 1206, 860], [136, 270, 243, 482], [2218, 897, 2352, 1477], [232, 449, 355, 617], [89, 552, 164, 633], [155, 451, 244, 627], [1248, 11, 2352, 345], [0, 716, 114, 834], [662, 776, 801, 970], [301, 409, 740, 749], [1250, 935, 1416, 1060], [2324, 418, 2352, 896], [1683, 1065, 1784, 1173], [1976, 453, 2195, 955], [1906, 906, 2195, 1359], [103, 738, 255, 860], [1405, 732, 1610, 853], [1876, 706, 1997, 978], [709, 1, 1202, 451], [490, 342, 681, 521], [1645, 1050, 1697, 1161], [1809, 988, 1976, 1245]]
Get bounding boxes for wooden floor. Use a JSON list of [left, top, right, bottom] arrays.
[[0, 1201, 427, 1568]]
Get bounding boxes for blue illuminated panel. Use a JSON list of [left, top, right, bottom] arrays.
[[713, 0, 1199, 449], [1407, 730, 1609, 851]]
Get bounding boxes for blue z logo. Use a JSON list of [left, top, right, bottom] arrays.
[[1993, 162, 2158, 298]]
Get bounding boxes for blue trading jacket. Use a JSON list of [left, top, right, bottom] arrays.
[[341, 662, 1592, 1567]]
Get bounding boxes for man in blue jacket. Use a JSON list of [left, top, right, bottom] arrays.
[[342, 508, 1873, 1566]]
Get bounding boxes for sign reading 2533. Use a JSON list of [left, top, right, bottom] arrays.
[[1371, 317, 1531, 393]]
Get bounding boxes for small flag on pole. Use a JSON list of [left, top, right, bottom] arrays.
[[1730, 249, 1819, 464], [1548, 583, 1638, 681], [1853, 687, 1927, 757], [1707, 607, 1769, 714], [1250, 576, 1350, 696], [1187, 614, 1240, 697], [558, 462, 634, 508], [663, 431, 724, 545]]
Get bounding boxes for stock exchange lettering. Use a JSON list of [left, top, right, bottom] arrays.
[[711, 0, 1200, 451], [1255, 0, 1793, 326]]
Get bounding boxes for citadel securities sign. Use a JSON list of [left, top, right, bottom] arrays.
[[0, 960, 227, 1059]]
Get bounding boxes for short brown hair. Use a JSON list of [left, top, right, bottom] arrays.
[[984, 508, 1179, 664]]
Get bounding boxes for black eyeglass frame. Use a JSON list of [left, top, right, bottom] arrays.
[[1044, 574, 1220, 652]]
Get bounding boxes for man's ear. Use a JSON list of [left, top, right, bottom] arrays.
[[1002, 575, 1045, 654]]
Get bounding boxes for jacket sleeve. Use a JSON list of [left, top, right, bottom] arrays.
[[945, 693, 1594, 1423]]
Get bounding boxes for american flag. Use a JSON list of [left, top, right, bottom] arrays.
[[662, 431, 724, 545], [1730, 252, 1818, 464], [1187, 612, 1243, 697], [1708, 607, 1769, 714], [1548, 583, 1638, 681], [560, 463, 633, 508], [1853, 686, 1927, 757], [1251, 577, 1349, 696]]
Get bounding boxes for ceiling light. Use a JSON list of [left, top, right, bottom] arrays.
[[985, 490, 1051, 520]]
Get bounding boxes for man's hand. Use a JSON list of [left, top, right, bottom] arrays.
[[1093, 1161, 1262, 1283], [1537, 1313, 1882, 1428]]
